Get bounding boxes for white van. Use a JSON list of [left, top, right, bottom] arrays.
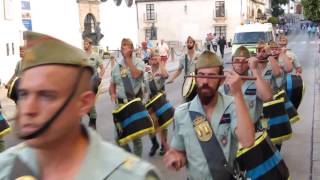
[[232, 23, 275, 55]]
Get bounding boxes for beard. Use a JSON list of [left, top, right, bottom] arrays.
[[197, 84, 217, 105], [187, 45, 194, 50]]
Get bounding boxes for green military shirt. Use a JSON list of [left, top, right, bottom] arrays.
[[111, 57, 145, 100], [0, 126, 160, 180], [170, 94, 238, 180], [87, 52, 103, 76], [178, 53, 200, 75]]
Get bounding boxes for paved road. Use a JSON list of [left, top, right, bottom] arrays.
[[3, 24, 320, 179]]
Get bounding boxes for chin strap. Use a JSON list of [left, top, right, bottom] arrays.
[[19, 68, 85, 140]]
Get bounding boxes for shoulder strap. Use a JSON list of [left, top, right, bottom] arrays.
[[184, 54, 188, 76], [188, 104, 235, 180], [119, 64, 135, 100], [148, 75, 159, 97]]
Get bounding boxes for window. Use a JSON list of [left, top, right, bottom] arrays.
[[145, 27, 157, 40], [215, 1, 225, 17], [215, 26, 227, 37], [84, 13, 96, 33], [233, 32, 268, 44], [12, 43, 14, 55], [6, 43, 9, 56], [146, 4, 155, 20]]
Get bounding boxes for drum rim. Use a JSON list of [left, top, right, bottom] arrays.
[[263, 97, 285, 107], [270, 133, 292, 144], [145, 92, 164, 108], [112, 97, 143, 114], [7, 76, 19, 98], [273, 89, 285, 100], [0, 127, 11, 138], [182, 77, 196, 98], [236, 131, 268, 157]]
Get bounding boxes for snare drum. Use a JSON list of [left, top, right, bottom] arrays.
[[274, 90, 300, 124], [145, 93, 174, 130], [237, 131, 290, 180], [0, 110, 11, 138], [263, 97, 292, 144], [7, 77, 20, 102], [182, 73, 197, 102], [283, 74, 304, 109], [112, 98, 154, 145]]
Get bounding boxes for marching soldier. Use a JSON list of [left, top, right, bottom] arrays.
[[144, 49, 170, 156], [0, 32, 159, 180], [278, 35, 302, 75], [222, 46, 273, 128], [164, 51, 255, 179], [83, 37, 105, 129], [109, 38, 145, 157], [167, 36, 200, 84]]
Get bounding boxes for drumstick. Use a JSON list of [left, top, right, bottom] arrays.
[[184, 75, 256, 80], [224, 60, 268, 64]]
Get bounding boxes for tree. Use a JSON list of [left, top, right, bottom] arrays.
[[271, 0, 288, 17], [301, 0, 320, 22]]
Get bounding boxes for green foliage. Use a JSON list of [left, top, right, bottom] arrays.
[[268, 17, 279, 25], [271, 0, 287, 17], [301, 0, 320, 22]]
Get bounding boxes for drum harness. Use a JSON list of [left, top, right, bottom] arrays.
[[188, 103, 245, 180]]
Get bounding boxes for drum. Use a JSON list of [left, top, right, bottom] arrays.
[[236, 131, 290, 180], [182, 73, 197, 102], [0, 110, 11, 138], [7, 77, 20, 102], [263, 97, 292, 144], [283, 74, 304, 109], [112, 98, 154, 146], [274, 90, 300, 124], [145, 92, 174, 130]]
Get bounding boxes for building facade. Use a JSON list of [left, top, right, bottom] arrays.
[[0, 0, 24, 83], [135, 0, 271, 47]]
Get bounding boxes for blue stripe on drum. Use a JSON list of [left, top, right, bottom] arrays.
[[156, 103, 172, 117], [121, 111, 149, 128], [284, 101, 293, 109], [246, 151, 283, 180], [268, 115, 289, 126], [287, 75, 292, 99], [0, 114, 4, 121]]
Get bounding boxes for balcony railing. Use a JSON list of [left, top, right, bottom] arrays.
[[213, 10, 227, 20], [144, 12, 157, 23]]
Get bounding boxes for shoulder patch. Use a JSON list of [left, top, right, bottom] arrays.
[[123, 155, 139, 171], [219, 114, 231, 124], [244, 88, 256, 95]]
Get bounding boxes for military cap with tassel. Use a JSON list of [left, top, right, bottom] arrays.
[[195, 51, 222, 70], [21, 31, 93, 73]]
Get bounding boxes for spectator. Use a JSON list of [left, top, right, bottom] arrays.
[[218, 35, 227, 59]]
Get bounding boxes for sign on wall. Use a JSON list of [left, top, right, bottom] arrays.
[[21, 0, 32, 30]]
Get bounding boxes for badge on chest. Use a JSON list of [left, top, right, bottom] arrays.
[[193, 116, 213, 142], [120, 67, 128, 77]]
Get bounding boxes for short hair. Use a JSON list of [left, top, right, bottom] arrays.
[[187, 36, 195, 44], [121, 38, 134, 49], [84, 37, 93, 45]]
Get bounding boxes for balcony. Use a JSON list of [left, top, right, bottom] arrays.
[[144, 13, 157, 23]]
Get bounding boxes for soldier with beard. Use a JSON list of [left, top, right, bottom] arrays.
[[163, 51, 255, 180], [167, 36, 200, 84]]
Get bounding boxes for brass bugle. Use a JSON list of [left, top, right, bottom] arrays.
[[185, 75, 257, 80], [224, 60, 268, 64]]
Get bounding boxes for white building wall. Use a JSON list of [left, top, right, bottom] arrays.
[[0, 0, 23, 84], [30, 0, 82, 48], [136, 0, 255, 46]]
